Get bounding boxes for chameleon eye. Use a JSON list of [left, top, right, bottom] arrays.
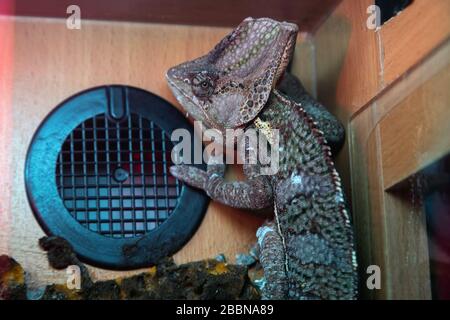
[[192, 73, 216, 99]]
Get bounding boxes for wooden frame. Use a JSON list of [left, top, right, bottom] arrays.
[[1, 0, 340, 32], [349, 40, 450, 299], [298, 0, 450, 299]]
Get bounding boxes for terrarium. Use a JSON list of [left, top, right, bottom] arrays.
[[0, 0, 449, 304]]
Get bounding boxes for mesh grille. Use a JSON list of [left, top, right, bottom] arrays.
[[56, 113, 182, 238]]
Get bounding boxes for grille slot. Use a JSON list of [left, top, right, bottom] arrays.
[[56, 113, 181, 238]]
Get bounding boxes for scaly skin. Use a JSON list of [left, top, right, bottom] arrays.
[[277, 72, 345, 153], [166, 17, 358, 299]]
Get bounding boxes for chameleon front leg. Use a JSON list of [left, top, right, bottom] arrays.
[[169, 164, 273, 210], [171, 164, 291, 299]]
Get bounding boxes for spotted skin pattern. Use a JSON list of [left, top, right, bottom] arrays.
[[259, 92, 357, 299], [166, 17, 358, 300], [277, 72, 346, 153]]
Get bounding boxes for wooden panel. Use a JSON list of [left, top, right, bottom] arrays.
[[353, 119, 432, 300], [380, 63, 450, 190], [367, 39, 450, 123], [313, 0, 381, 119], [312, 0, 450, 121], [0, 16, 264, 290], [380, 0, 450, 85], [295, 0, 382, 210], [363, 126, 432, 299], [0, 4, 15, 256], [1, 0, 341, 32], [347, 105, 378, 299], [348, 38, 450, 300], [294, 0, 449, 299], [364, 125, 388, 298], [290, 35, 317, 97], [382, 191, 431, 299], [292, 0, 450, 299], [348, 43, 450, 297]]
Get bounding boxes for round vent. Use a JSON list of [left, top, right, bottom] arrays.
[[56, 113, 181, 238], [25, 85, 208, 269]]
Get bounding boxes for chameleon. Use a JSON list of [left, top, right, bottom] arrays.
[[277, 72, 345, 153], [166, 17, 358, 300]]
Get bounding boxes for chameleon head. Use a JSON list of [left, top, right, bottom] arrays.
[[166, 17, 298, 133]]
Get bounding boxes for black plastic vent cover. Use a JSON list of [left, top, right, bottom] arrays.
[[25, 85, 208, 269], [56, 113, 181, 238]]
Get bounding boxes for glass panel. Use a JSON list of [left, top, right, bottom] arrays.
[[417, 153, 450, 299]]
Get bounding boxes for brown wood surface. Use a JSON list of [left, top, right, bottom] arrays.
[[380, 63, 450, 190], [348, 40, 450, 299], [308, 0, 450, 299], [311, 0, 450, 119], [1, 0, 341, 32], [0, 4, 15, 258], [346, 106, 378, 299], [314, 0, 381, 118], [380, 0, 450, 86], [362, 117, 434, 299]]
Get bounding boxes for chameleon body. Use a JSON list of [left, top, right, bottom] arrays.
[[166, 17, 357, 299], [277, 72, 345, 153]]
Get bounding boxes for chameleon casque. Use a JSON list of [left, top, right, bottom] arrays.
[[166, 17, 358, 300]]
